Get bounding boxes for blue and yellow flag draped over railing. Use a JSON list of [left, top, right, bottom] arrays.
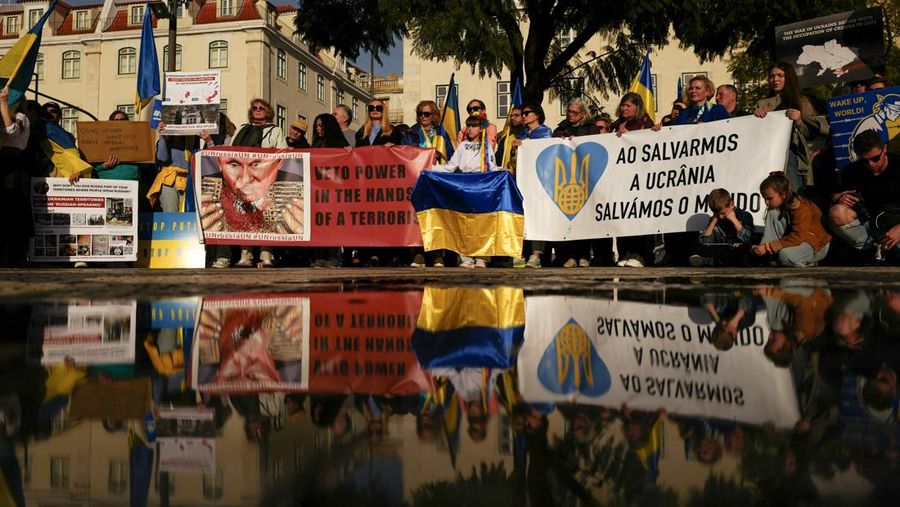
[[439, 73, 460, 149], [0, 0, 56, 110], [412, 287, 525, 369], [135, 1, 160, 115], [627, 51, 655, 123], [410, 171, 524, 257]]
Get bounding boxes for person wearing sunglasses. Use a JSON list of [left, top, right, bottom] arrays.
[[402, 100, 454, 163], [512, 103, 551, 268], [456, 99, 497, 145], [829, 129, 900, 262], [355, 99, 401, 146]]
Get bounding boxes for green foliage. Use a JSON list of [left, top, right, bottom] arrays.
[[294, 0, 408, 63], [410, 462, 517, 507]]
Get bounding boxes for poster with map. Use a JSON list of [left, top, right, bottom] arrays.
[[161, 71, 221, 135], [775, 8, 884, 88]]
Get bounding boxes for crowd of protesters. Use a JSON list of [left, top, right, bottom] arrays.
[[0, 63, 897, 269]]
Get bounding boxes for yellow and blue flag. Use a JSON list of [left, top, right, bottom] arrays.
[[411, 171, 524, 257], [0, 0, 56, 110], [439, 73, 460, 149], [635, 415, 664, 482], [135, 1, 160, 115], [412, 287, 525, 369], [43, 122, 93, 178], [628, 51, 655, 123], [499, 78, 523, 169]]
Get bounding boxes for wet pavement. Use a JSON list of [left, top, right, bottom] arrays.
[[1, 268, 899, 506]]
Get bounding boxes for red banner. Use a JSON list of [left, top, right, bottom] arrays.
[[194, 291, 430, 396], [195, 146, 431, 246]]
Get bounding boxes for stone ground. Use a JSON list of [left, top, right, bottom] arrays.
[[2, 267, 899, 300]]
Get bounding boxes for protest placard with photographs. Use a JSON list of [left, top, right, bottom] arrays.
[[775, 8, 884, 88], [827, 86, 900, 169], [192, 291, 429, 396], [27, 300, 137, 365], [157, 407, 216, 474], [196, 146, 431, 246], [196, 148, 310, 244], [161, 71, 221, 135], [30, 178, 139, 262]]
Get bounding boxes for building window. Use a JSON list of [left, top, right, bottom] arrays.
[[276, 49, 286, 80], [50, 457, 69, 489], [62, 51, 80, 79], [116, 104, 136, 120], [336, 88, 345, 107], [108, 460, 128, 494], [331, 84, 337, 109], [219, 0, 234, 17], [219, 98, 227, 115], [75, 10, 90, 30], [118, 47, 136, 75], [34, 53, 43, 81], [129, 5, 143, 25], [203, 470, 224, 500], [28, 9, 43, 29], [680, 71, 708, 94], [316, 75, 325, 102], [497, 81, 510, 118], [435, 84, 458, 110], [276, 104, 286, 130], [61, 108, 79, 135], [352, 98, 359, 122], [298, 63, 307, 91], [209, 41, 228, 68], [163, 44, 182, 71], [5, 15, 19, 35]]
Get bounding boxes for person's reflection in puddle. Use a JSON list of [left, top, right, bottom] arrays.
[[832, 290, 874, 351], [311, 395, 351, 438], [701, 291, 757, 351], [863, 362, 897, 413]]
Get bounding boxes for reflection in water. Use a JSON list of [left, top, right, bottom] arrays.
[[1, 282, 898, 505]]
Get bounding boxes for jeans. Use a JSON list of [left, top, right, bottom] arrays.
[[833, 219, 876, 251], [762, 208, 829, 267]]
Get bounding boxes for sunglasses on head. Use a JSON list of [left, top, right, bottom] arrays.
[[416, 110, 433, 118], [466, 105, 482, 113], [367, 104, 384, 112]]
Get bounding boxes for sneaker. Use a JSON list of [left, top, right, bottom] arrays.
[[578, 258, 590, 267], [688, 255, 714, 267], [74, 261, 88, 268], [474, 259, 487, 268], [562, 258, 577, 268], [433, 256, 445, 268], [513, 257, 526, 268], [236, 249, 254, 267], [259, 250, 275, 268], [526, 254, 542, 268], [459, 258, 475, 268], [617, 254, 644, 267], [410, 254, 426, 268], [211, 257, 230, 269]]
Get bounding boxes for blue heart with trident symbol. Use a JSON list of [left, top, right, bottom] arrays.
[[535, 142, 608, 220], [537, 318, 611, 396]]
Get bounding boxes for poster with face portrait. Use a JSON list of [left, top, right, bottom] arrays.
[[196, 148, 310, 244], [30, 177, 139, 262], [161, 71, 221, 135]]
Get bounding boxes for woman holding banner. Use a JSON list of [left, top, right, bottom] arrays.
[[355, 99, 401, 147], [513, 103, 552, 268], [754, 63, 829, 193]]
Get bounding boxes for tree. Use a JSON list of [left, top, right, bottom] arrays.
[[295, 0, 866, 105]]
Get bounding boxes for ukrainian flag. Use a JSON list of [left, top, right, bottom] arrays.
[[499, 78, 523, 169], [635, 415, 664, 482], [628, 51, 655, 123], [410, 171, 524, 257], [43, 122, 93, 178], [439, 73, 460, 149], [412, 287, 525, 369], [135, 1, 160, 115], [0, 0, 56, 110]]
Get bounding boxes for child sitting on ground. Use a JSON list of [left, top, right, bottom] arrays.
[[751, 172, 831, 267], [691, 188, 755, 266], [428, 115, 501, 268]]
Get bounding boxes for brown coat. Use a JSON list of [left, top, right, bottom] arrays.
[[767, 196, 832, 253]]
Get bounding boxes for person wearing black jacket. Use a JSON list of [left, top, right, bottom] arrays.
[[355, 99, 401, 146]]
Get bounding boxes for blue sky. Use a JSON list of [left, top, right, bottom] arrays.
[[37, 0, 404, 76]]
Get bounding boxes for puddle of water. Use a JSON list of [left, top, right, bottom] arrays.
[[1, 278, 898, 506]]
